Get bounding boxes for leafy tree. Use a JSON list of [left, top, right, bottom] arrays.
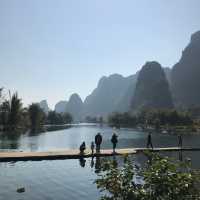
[[136, 109, 193, 127], [142, 153, 200, 200], [20, 108, 31, 129], [0, 100, 10, 128], [0, 91, 26, 131], [0, 87, 4, 104], [96, 157, 137, 200], [62, 112, 73, 124], [28, 103, 45, 131], [7, 92, 23, 129], [47, 111, 62, 124], [47, 111, 73, 125], [85, 116, 97, 123], [108, 112, 137, 127], [95, 153, 200, 200]]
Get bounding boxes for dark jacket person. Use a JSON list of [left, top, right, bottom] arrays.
[[178, 135, 183, 148], [80, 142, 86, 154], [111, 133, 118, 153], [95, 133, 102, 152], [146, 133, 153, 149]]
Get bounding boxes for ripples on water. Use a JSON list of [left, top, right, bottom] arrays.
[[1, 125, 200, 199], [0, 158, 100, 200], [1, 152, 199, 200]]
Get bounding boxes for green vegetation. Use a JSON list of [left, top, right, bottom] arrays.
[[8, 93, 23, 129], [138, 109, 193, 126], [47, 111, 73, 125], [0, 89, 73, 133], [108, 112, 137, 127], [96, 153, 200, 200], [84, 116, 104, 124], [28, 103, 46, 132], [0, 92, 25, 130], [108, 109, 194, 131]]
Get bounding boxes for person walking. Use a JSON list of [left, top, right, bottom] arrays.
[[178, 134, 183, 148], [111, 133, 118, 153], [95, 133, 102, 153], [146, 133, 153, 149], [91, 141, 95, 155]]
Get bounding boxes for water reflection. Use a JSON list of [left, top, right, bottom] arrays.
[[79, 157, 86, 168], [95, 157, 101, 174], [45, 125, 72, 132], [90, 157, 94, 168], [0, 131, 21, 150], [28, 129, 45, 136], [112, 155, 118, 168], [179, 150, 183, 161]]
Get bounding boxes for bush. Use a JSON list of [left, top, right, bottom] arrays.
[[95, 153, 200, 200]]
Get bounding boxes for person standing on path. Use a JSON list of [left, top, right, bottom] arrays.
[[95, 133, 102, 153], [111, 133, 118, 153], [178, 134, 183, 148], [146, 132, 153, 149]]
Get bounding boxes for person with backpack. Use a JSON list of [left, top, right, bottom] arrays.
[[111, 133, 118, 153], [95, 133, 102, 153]]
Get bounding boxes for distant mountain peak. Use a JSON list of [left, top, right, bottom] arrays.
[[145, 61, 160, 65], [65, 93, 83, 122], [132, 61, 173, 110], [171, 30, 200, 107], [54, 100, 68, 113], [39, 100, 50, 114], [98, 74, 125, 87], [143, 61, 162, 70], [40, 99, 48, 104], [83, 72, 138, 117], [69, 93, 83, 103], [108, 73, 124, 79], [191, 30, 200, 43]]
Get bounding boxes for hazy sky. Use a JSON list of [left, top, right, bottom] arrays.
[[0, 0, 200, 109]]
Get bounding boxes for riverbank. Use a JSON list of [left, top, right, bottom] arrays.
[[108, 123, 200, 135]]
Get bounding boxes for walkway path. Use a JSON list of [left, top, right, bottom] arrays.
[[0, 147, 199, 162]]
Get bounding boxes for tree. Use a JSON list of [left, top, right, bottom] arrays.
[[20, 108, 30, 129], [0, 87, 4, 104], [142, 153, 200, 200], [85, 116, 97, 123], [62, 112, 73, 124], [0, 100, 10, 128], [108, 112, 137, 127], [28, 103, 45, 131], [7, 92, 23, 129], [95, 153, 200, 200], [96, 157, 137, 200], [0, 91, 28, 131], [47, 111, 73, 125], [47, 111, 61, 125]]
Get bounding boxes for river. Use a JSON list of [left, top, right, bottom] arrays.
[[0, 124, 200, 200]]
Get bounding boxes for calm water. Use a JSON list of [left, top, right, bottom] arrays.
[[0, 124, 200, 200]]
